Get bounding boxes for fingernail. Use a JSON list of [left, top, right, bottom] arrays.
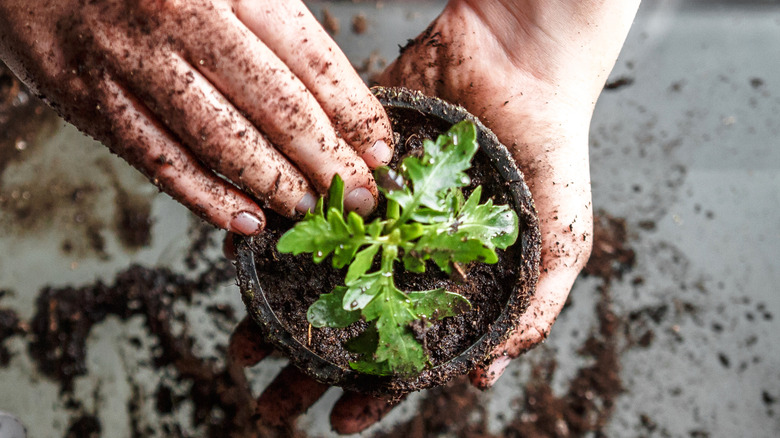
[[364, 139, 392, 167], [344, 187, 376, 216], [229, 211, 264, 236], [486, 355, 512, 383], [295, 193, 317, 214]]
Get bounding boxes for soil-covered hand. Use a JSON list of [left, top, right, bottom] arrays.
[[329, 0, 640, 433], [0, 0, 393, 235]]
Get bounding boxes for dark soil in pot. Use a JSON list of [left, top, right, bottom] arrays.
[[235, 87, 540, 398]]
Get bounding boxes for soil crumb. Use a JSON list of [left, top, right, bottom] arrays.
[[583, 212, 636, 281], [64, 414, 101, 438], [24, 258, 281, 437], [0, 304, 24, 366], [603, 76, 635, 91], [321, 8, 340, 35], [114, 189, 153, 250], [351, 13, 368, 34]]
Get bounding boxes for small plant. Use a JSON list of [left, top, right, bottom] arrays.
[[277, 121, 519, 376]]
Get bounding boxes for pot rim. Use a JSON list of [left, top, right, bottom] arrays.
[[235, 86, 541, 398]]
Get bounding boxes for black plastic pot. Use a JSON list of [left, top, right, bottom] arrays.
[[235, 87, 540, 398]]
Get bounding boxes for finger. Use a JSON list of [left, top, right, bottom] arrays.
[[87, 22, 317, 217], [222, 232, 237, 261], [157, 1, 378, 215], [234, 0, 394, 168], [255, 365, 329, 427], [96, 76, 266, 235], [228, 316, 272, 368], [330, 392, 398, 435]]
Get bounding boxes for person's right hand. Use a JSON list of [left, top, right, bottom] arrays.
[[0, 0, 393, 234]]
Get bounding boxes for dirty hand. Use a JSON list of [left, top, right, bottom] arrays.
[[0, 0, 393, 235], [319, 0, 641, 432], [377, 0, 641, 391]]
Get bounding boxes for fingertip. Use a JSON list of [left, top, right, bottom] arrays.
[[228, 317, 271, 368], [362, 139, 393, 168], [222, 232, 237, 261], [330, 392, 397, 435], [470, 355, 512, 390], [344, 187, 376, 217], [229, 210, 265, 236]]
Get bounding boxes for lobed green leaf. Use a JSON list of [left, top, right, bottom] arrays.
[[408, 289, 472, 320], [307, 287, 361, 328]]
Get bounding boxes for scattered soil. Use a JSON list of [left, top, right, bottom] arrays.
[[64, 414, 101, 438], [603, 76, 635, 91], [23, 257, 278, 437], [583, 213, 636, 281], [113, 190, 153, 249], [0, 303, 24, 366]]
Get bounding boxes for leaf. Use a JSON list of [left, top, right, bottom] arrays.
[[453, 186, 519, 250], [402, 252, 426, 273], [372, 303, 425, 375], [279, 121, 521, 377], [349, 359, 393, 376], [390, 120, 479, 212], [345, 323, 379, 354], [307, 287, 361, 328], [408, 289, 472, 320], [329, 174, 345, 215], [411, 231, 498, 273], [343, 272, 386, 311], [277, 176, 371, 268], [345, 244, 380, 283]]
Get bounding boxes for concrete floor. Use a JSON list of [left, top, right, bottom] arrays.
[[0, 1, 778, 437]]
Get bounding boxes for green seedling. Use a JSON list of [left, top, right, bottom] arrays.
[[277, 121, 519, 376]]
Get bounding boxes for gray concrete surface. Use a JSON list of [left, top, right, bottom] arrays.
[[0, 1, 778, 437]]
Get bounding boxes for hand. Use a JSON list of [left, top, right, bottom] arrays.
[[0, 0, 393, 235], [377, 0, 640, 388], [228, 1, 640, 433]]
